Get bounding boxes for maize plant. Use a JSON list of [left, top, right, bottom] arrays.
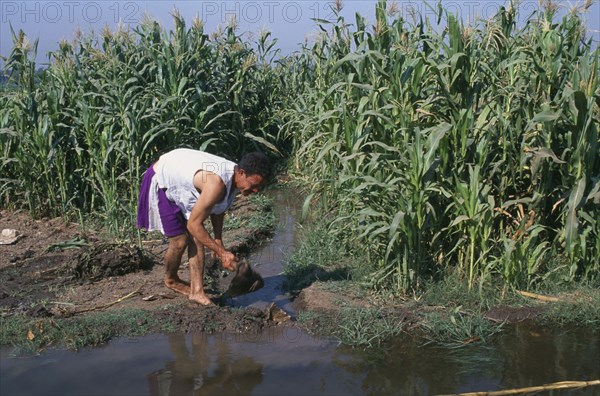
[[283, 0, 599, 291], [0, 13, 286, 234]]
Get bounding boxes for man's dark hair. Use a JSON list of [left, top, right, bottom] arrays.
[[238, 152, 271, 179]]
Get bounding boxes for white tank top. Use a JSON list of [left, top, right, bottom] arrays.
[[154, 149, 237, 217]]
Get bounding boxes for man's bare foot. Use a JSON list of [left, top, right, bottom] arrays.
[[189, 294, 214, 306], [165, 277, 191, 296]]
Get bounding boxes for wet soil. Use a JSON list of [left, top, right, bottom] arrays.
[[292, 281, 550, 341], [0, 195, 282, 335], [0, 188, 556, 348]]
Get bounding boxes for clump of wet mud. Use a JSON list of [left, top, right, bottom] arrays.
[[484, 306, 545, 323], [225, 259, 264, 298], [151, 304, 270, 334], [69, 243, 151, 281]]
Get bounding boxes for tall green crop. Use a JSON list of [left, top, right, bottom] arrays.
[[0, 14, 286, 234], [283, 0, 600, 291]]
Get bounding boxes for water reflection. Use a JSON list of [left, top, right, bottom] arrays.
[[148, 333, 263, 396], [331, 341, 498, 395], [1, 326, 599, 395], [331, 325, 600, 395], [495, 325, 600, 391]]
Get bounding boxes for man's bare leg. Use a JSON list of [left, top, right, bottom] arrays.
[[164, 234, 191, 296], [188, 238, 213, 305]]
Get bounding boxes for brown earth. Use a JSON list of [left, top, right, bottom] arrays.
[[292, 281, 548, 341], [0, 195, 286, 335], [483, 305, 545, 323], [0, 191, 552, 347]]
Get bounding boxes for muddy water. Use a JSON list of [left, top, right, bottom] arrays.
[[226, 188, 300, 314], [2, 189, 599, 395], [1, 326, 599, 395]]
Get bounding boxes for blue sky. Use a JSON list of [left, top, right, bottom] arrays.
[[1, 1, 599, 65]]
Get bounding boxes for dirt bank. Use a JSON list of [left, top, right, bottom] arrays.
[[294, 283, 545, 325], [2, 190, 596, 351], [0, 195, 288, 343]]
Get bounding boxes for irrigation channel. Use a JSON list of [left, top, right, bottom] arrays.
[[1, 189, 599, 395]]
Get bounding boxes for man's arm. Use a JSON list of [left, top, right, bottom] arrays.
[[210, 213, 225, 249], [187, 171, 237, 270]]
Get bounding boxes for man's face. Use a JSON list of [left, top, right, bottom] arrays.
[[238, 170, 264, 196]]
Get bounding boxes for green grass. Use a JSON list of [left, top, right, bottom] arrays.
[[247, 193, 273, 211], [0, 309, 173, 353], [320, 279, 365, 296], [539, 284, 600, 327], [333, 307, 403, 348], [218, 193, 275, 234], [420, 308, 504, 349], [419, 269, 521, 311], [283, 222, 355, 292], [297, 305, 403, 348], [292, 240, 599, 347], [296, 310, 320, 325], [223, 213, 243, 231], [245, 209, 276, 234]]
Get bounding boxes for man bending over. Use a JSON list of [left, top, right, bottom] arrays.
[[137, 148, 270, 305]]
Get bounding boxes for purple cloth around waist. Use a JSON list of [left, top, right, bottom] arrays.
[[137, 165, 187, 237]]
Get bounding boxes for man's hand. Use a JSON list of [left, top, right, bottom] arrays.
[[211, 239, 225, 260], [209, 239, 237, 271], [220, 250, 238, 272]]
